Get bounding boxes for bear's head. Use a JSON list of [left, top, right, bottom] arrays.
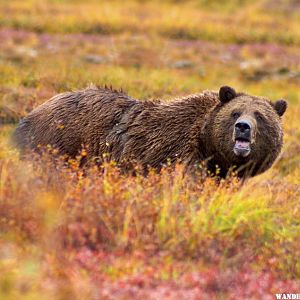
[[202, 86, 287, 177]]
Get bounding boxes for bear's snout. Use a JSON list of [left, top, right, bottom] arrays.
[[233, 117, 256, 158], [235, 120, 251, 140]]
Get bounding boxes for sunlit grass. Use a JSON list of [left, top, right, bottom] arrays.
[[1, 0, 300, 45]]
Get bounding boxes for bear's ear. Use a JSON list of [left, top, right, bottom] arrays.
[[219, 86, 237, 103], [273, 99, 287, 117]]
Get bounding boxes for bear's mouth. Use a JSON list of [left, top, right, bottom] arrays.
[[233, 137, 251, 157]]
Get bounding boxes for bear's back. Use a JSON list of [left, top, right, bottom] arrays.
[[13, 87, 138, 157]]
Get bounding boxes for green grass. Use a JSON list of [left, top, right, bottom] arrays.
[[1, 0, 300, 44]]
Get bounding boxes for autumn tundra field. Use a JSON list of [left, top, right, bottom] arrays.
[[0, 0, 300, 299]]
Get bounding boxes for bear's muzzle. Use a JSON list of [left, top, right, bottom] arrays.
[[233, 118, 255, 157]]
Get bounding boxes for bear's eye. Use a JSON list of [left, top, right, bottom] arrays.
[[255, 111, 265, 122], [231, 112, 240, 119]]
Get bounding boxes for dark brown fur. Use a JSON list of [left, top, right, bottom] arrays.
[[13, 85, 287, 178]]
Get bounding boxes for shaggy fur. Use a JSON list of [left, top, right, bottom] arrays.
[[13, 85, 287, 178]]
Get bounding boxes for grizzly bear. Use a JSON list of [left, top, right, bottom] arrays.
[[13, 85, 287, 178]]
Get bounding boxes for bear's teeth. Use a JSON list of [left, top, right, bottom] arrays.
[[235, 140, 250, 149]]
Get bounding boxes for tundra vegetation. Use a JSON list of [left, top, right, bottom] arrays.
[[0, 0, 299, 299]]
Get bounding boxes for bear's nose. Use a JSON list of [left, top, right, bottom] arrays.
[[235, 120, 251, 133]]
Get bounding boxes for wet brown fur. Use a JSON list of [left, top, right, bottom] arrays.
[[13, 85, 286, 178]]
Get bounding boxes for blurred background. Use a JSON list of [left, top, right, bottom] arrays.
[[0, 0, 300, 117]]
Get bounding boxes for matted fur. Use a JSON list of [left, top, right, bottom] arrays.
[[13, 85, 286, 178]]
